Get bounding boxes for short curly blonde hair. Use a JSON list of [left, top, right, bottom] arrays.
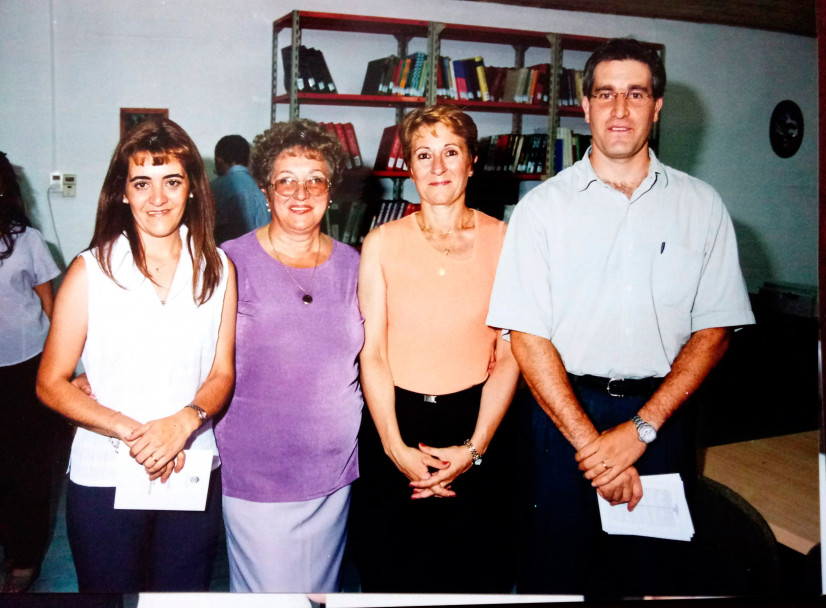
[[250, 118, 348, 189]]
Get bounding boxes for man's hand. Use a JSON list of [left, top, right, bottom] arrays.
[[575, 420, 646, 487], [596, 465, 643, 510]]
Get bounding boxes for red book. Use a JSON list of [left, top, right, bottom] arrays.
[[333, 123, 352, 169], [389, 129, 404, 170], [342, 122, 362, 168], [373, 125, 397, 172]]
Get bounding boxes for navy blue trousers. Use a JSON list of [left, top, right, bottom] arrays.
[[66, 468, 222, 592], [516, 377, 697, 597]]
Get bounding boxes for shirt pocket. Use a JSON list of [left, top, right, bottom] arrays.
[[651, 244, 704, 312], [651, 244, 703, 363]]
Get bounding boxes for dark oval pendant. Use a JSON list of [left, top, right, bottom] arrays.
[[302, 294, 313, 305]]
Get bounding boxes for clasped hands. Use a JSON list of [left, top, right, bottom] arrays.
[[72, 374, 191, 483], [390, 442, 473, 500], [575, 420, 646, 510]]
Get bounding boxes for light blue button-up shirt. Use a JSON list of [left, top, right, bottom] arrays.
[[487, 149, 755, 378]]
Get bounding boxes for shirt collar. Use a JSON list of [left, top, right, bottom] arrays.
[[576, 147, 670, 197], [109, 225, 192, 301], [226, 165, 250, 176]]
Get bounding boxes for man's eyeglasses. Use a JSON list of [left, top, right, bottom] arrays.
[[589, 90, 654, 107], [268, 176, 331, 197]]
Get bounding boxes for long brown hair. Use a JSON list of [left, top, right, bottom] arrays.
[[90, 117, 222, 305]]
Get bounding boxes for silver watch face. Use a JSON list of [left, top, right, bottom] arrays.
[[639, 424, 657, 444]]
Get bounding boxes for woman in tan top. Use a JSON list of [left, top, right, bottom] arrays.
[[352, 105, 520, 593]]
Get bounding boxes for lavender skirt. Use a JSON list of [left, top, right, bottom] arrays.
[[222, 484, 351, 592]]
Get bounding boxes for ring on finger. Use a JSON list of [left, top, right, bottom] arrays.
[[601, 461, 609, 470]]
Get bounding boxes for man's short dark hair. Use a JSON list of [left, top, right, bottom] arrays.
[[583, 38, 666, 100], [214, 134, 251, 166]]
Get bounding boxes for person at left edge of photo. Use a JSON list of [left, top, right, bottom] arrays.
[[0, 150, 71, 593]]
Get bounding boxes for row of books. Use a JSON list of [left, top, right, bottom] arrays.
[[283, 46, 575, 109], [553, 127, 591, 173], [361, 52, 429, 97], [560, 68, 585, 107], [436, 58, 550, 105], [360, 53, 550, 105], [281, 45, 337, 93], [325, 199, 420, 245], [475, 128, 592, 175], [373, 125, 409, 172], [319, 122, 363, 169], [368, 200, 418, 232], [323, 200, 369, 245], [476, 133, 549, 175]]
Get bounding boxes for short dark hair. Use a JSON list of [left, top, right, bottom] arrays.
[[250, 119, 347, 189], [215, 134, 251, 166], [583, 38, 666, 100], [399, 105, 478, 167], [0, 151, 32, 262], [91, 117, 222, 305]]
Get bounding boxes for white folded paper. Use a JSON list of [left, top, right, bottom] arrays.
[[597, 473, 694, 541], [114, 448, 213, 511]]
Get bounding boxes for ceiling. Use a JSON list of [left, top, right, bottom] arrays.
[[461, 0, 816, 36]]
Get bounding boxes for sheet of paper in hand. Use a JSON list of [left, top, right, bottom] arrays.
[[597, 473, 695, 541], [114, 448, 213, 511]]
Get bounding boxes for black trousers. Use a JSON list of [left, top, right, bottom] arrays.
[[0, 353, 72, 569], [350, 383, 517, 593]]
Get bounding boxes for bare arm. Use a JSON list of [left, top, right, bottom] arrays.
[[511, 330, 643, 509], [511, 331, 599, 450], [576, 327, 732, 487], [358, 229, 449, 491], [33, 280, 55, 319], [37, 257, 142, 439]]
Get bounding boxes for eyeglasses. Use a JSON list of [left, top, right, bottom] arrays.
[[589, 90, 654, 107], [268, 176, 331, 197]]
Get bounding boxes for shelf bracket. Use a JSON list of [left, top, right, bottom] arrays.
[[289, 10, 301, 122], [426, 22, 444, 106], [545, 32, 562, 179]]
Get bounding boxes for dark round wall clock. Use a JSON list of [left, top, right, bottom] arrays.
[[769, 100, 803, 158]]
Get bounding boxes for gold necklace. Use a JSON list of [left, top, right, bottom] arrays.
[[419, 209, 473, 236], [267, 232, 322, 305]]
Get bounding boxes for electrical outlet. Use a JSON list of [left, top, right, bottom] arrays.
[[49, 172, 62, 191], [62, 174, 76, 197]]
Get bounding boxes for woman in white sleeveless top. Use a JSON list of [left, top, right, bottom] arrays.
[[37, 118, 237, 592]]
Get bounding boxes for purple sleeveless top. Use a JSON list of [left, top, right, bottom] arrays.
[[217, 232, 363, 502]]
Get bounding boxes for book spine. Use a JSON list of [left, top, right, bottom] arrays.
[[342, 122, 362, 168]]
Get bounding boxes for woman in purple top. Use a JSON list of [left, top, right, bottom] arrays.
[[216, 119, 363, 593]]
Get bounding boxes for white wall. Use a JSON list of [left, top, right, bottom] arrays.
[[0, 0, 817, 292]]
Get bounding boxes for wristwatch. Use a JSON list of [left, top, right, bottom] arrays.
[[464, 439, 482, 466], [631, 415, 657, 444], [185, 403, 208, 425]]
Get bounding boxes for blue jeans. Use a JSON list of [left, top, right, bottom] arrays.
[[66, 468, 222, 592], [516, 377, 697, 597]]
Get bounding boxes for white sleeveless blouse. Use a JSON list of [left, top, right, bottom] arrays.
[[69, 227, 228, 486]]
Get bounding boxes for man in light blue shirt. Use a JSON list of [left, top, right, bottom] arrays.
[[211, 135, 269, 244], [487, 38, 754, 595]]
